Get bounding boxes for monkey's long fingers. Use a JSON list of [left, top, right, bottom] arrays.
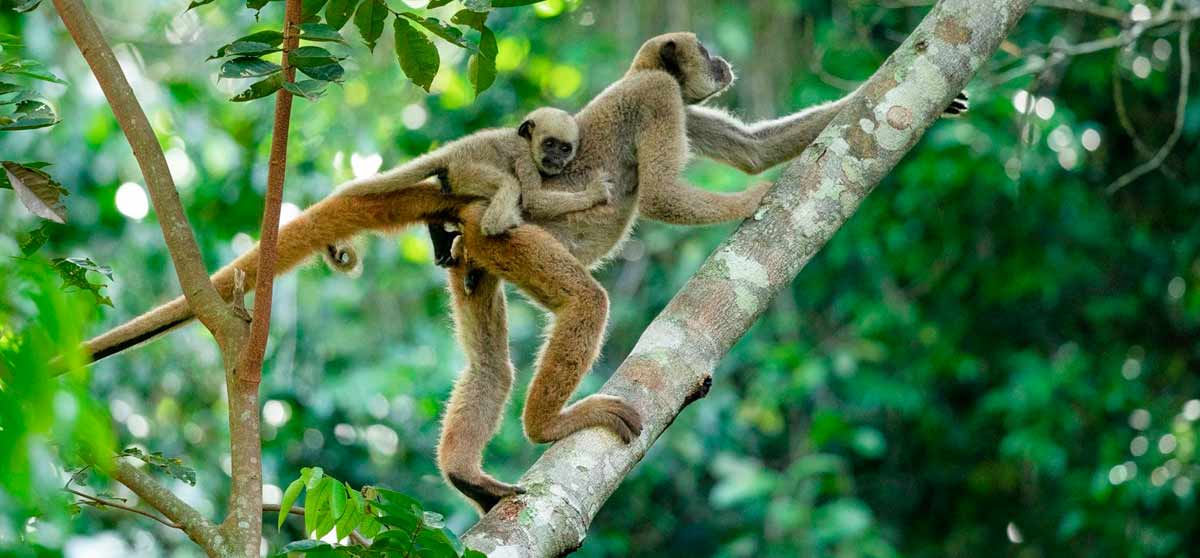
[[942, 91, 970, 118]]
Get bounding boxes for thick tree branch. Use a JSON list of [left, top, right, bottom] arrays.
[[462, 0, 1034, 555], [51, 0, 239, 347]]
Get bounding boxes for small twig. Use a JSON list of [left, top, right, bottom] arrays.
[[1108, 21, 1192, 194], [1112, 58, 1184, 181], [264, 504, 370, 547], [66, 487, 182, 529]]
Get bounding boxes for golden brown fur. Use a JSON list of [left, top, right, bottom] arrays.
[[85, 32, 971, 512]]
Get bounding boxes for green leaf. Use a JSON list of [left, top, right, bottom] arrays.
[[51, 257, 113, 307], [325, 0, 358, 30], [289, 45, 339, 68], [491, 0, 544, 6], [463, 550, 488, 558], [10, 0, 42, 13], [246, 0, 274, 11], [399, 13, 466, 47], [358, 515, 382, 539], [238, 30, 285, 46], [3, 161, 67, 222], [17, 222, 52, 256], [304, 478, 327, 537], [186, 0, 216, 10], [209, 40, 281, 60], [427, 0, 453, 8], [353, 0, 387, 51], [450, 9, 487, 30], [299, 23, 346, 43], [0, 99, 57, 130], [414, 527, 456, 556], [334, 487, 361, 540], [279, 478, 305, 529], [301, 0, 328, 20], [230, 73, 284, 102], [393, 17, 439, 92], [297, 62, 344, 83], [306, 467, 325, 489], [467, 25, 497, 94], [118, 448, 197, 485], [274, 540, 333, 555], [329, 479, 347, 520], [0, 59, 65, 84], [219, 57, 282, 78]]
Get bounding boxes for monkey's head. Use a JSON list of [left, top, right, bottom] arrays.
[[518, 107, 580, 176], [629, 32, 735, 104]]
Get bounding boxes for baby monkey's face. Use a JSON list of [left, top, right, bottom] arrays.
[[518, 107, 580, 175]]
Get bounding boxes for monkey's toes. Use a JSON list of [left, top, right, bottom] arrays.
[[446, 473, 525, 514], [588, 394, 643, 443]]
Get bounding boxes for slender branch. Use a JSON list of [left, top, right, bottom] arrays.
[[263, 504, 370, 547], [1107, 21, 1192, 194], [220, 0, 303, 554], [236, 0, 301, 381], [111, 460, 225, 555], [50, 0, 238, 347], [462, 1, 1035, 556], [66, 487, 182, 529]]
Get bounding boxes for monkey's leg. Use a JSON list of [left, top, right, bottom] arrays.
[[437, 266, 525, 513], [457, 205, 643, 445]]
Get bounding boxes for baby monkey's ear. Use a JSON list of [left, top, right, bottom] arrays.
[[518, 119, 535, 139]]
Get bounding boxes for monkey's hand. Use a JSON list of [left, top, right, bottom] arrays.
[[941, 91, 969, 118], [586, 174, 615, 206], [480, 209, 523, 236]]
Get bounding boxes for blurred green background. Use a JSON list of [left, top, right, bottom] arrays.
[[2, 0, 1199, 556]]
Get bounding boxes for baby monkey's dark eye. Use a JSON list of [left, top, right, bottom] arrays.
[[542, 139, 555, 149], [560, 143, 572, 154]]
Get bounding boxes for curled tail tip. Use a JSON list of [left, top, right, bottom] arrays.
[[323, 243, 363, 277]]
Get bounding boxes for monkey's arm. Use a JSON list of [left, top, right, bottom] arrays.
[[684, 96, 852, 175], [462, 164, 525, 236], [522, 168, 611, 219], [635, 80, 772, 226], [687, 91, 968, 174]]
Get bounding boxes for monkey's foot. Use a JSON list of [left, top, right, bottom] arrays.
[[577, 394, 643, 443], [446, 472, 526, 513], [529, 394, 644, 444]]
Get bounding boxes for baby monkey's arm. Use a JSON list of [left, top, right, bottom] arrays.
[[521, 166, 612, 220]]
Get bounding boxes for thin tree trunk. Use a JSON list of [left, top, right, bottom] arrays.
[[462, 1, 1035, 556]]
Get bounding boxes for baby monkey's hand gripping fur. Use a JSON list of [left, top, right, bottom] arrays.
[[323, 107, 611, 274]]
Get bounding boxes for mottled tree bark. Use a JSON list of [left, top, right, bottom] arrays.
[[462, 1, 1035, 556]]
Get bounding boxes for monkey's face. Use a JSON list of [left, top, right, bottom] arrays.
[[634, 32, 735, 104], [519, 107, 580, 175]]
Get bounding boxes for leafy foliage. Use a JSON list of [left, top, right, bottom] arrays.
[[118, 447, 198, 486], [49, 257, 113, 307], [273, 468, 483, 557]]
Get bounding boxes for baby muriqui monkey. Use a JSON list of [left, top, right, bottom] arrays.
[[324, 108, 609, 274]]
